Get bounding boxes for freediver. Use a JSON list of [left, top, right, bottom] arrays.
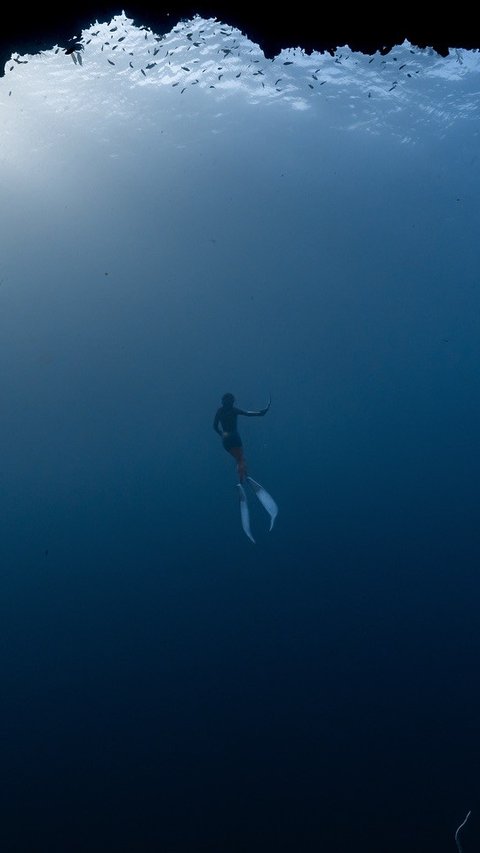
[[213, 393, 278, 542]]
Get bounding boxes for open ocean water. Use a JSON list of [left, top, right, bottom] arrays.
[[1, 15, 480, 852]]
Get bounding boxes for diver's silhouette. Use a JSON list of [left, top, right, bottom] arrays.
[[213, 393, 278, 542]]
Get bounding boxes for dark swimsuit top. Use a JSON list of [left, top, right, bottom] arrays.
[[215, 406, 245, 435]]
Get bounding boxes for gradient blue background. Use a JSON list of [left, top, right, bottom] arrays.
[[1, 19, 479, 851]]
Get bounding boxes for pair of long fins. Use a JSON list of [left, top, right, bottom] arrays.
[[237, 477, 278, 543]]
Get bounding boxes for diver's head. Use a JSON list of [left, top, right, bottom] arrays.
[[222, 392, 235, 408]]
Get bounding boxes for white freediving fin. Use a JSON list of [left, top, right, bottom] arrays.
[[237, 483, 255, 543], [247, 477, 278, 531]]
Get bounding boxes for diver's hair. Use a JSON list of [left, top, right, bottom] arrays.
[[222, 393, 235, 406]]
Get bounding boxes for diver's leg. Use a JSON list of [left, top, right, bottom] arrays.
[[229, 447, 247, 483], [222, 443, 254, 541]]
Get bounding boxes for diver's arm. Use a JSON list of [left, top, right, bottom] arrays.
[[237, 398, 271, 418], [213, 410, 224, 436]]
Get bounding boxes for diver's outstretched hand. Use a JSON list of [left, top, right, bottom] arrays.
[[259, 395, 271, 416]]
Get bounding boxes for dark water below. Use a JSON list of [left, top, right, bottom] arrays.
[[2, 454, 479, 852]]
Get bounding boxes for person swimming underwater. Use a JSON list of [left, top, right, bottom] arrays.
[[213, 392, 270, 481], [213, 392, 278, 542]]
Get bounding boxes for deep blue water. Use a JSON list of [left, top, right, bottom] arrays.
[[2, 434, 480, 851], [1, 20, 480, 852]]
